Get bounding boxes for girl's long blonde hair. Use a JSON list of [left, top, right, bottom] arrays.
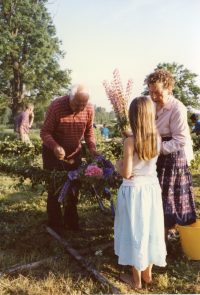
[[129, 96, 158, 161]]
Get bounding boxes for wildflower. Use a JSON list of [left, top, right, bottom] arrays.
[[58, 195, 64, 202], [85, 164, 103, 177], [95, 250, 103, 256], [58, 179, 71, 202], [102, 68, 133, 131], [68, 170, 79, 180], [104, 168, 113, 177], [103, 159, 115, 170], [94, 155, 104, 162]]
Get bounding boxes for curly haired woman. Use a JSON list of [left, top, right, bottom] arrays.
[[147, 69, 197, 248]]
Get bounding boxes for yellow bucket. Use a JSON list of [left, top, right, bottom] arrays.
[[178, 219, 200, 260]]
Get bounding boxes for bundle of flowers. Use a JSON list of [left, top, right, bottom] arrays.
[[58, 155, 122, 203], [102, 68, 134, 131]]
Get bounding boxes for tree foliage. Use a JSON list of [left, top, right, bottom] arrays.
[[142, 62, 200, 110], [0, 0, 71, 131], [94, 106, 116, 124]]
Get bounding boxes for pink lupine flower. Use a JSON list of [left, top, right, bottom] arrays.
[[102, 69, 134, 131], [85, 165, 103, 178]]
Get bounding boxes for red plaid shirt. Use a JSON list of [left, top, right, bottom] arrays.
[[40, 95, 96, 158]]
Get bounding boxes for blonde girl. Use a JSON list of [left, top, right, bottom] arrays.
[[114, 96, 166, 289]]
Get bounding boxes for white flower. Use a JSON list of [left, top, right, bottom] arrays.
[[95, 250, 103, 256]]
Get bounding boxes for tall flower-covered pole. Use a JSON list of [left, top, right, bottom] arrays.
[[102, 69, 133, 131]]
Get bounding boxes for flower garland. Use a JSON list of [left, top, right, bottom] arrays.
[[58, 155, 122, 204]]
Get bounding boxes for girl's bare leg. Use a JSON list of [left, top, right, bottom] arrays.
[[141, 264, 153, 283], [120, 266, 142, 289]]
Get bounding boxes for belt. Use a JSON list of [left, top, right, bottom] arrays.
[[162, 137, 172, 142]]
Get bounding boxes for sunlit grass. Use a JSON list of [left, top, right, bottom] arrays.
[[0, 167, 200, 294], [0, 129, 41, 142]]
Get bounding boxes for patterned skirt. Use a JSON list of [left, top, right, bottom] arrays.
[[157, 149, 197, 227]]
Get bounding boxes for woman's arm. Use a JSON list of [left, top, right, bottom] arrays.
[[115, 137, 134, 179], [161, 103, 189, 154]]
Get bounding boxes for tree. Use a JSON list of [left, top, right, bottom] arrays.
[[94, 106, 116, 124], [0, 107, 12, 125], [0, 0, 71, 131], [142, 62, 200, 110]]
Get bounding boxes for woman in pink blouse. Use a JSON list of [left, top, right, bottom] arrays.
[[147, 69, 197, 249]]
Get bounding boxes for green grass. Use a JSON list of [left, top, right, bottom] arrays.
[[0, 166, 200, 294], [0, 129, 41, 142]]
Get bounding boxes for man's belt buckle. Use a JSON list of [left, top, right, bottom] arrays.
[[63, 158, 75, 164]]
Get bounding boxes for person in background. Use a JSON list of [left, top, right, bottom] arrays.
[[101, 124, 109, 139], [115, 97, 166, 289], [190, 114, 200, 135], [40, 84, 101, 236], [17, 103, 34, 141]]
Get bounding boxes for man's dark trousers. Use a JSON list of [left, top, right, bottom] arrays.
[[42, 144, 82, 229]]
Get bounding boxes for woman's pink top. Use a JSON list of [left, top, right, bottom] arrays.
[[154, 95, 193, 165]]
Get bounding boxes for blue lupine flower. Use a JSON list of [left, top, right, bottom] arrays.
[[79, 162, 88, 169], [68, 170, 79, 180], [58, 179, 71, 202], [103, 159, 115, 170], [104, 168, 113, 178], [114, 171, 120, 177], [94, 155, 104, 162], [58, 195, 64, 202]]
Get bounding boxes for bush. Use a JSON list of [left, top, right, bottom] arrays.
[[190, 149, 200, 171], [0, 130, 17, 141], [0, 125, 5, 132], [192, 136, 200, 151]]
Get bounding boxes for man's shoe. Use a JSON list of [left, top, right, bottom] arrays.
[[47, 226, 64, 238]]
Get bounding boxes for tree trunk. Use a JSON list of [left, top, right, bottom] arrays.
[[11, 59, 25, 132], [12, 99, 24, 132]]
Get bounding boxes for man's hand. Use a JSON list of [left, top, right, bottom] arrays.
[[54, 144, 65, 160], [89, 147, 101, 157], [29, 109, 34, 118], [29, 111, 34, 128]]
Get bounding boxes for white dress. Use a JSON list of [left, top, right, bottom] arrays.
[[114, 141, 166, 271]]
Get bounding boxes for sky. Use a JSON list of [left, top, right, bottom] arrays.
[[46, 0, 200, 112]]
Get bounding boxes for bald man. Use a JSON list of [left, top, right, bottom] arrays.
[[40, 84, 100, 236]]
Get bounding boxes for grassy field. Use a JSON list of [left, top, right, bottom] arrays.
[[0, 129, 41, 142], [0, 157, 200, 295]]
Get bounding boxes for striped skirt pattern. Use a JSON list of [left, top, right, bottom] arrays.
[[157, 149, 197, 227]]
